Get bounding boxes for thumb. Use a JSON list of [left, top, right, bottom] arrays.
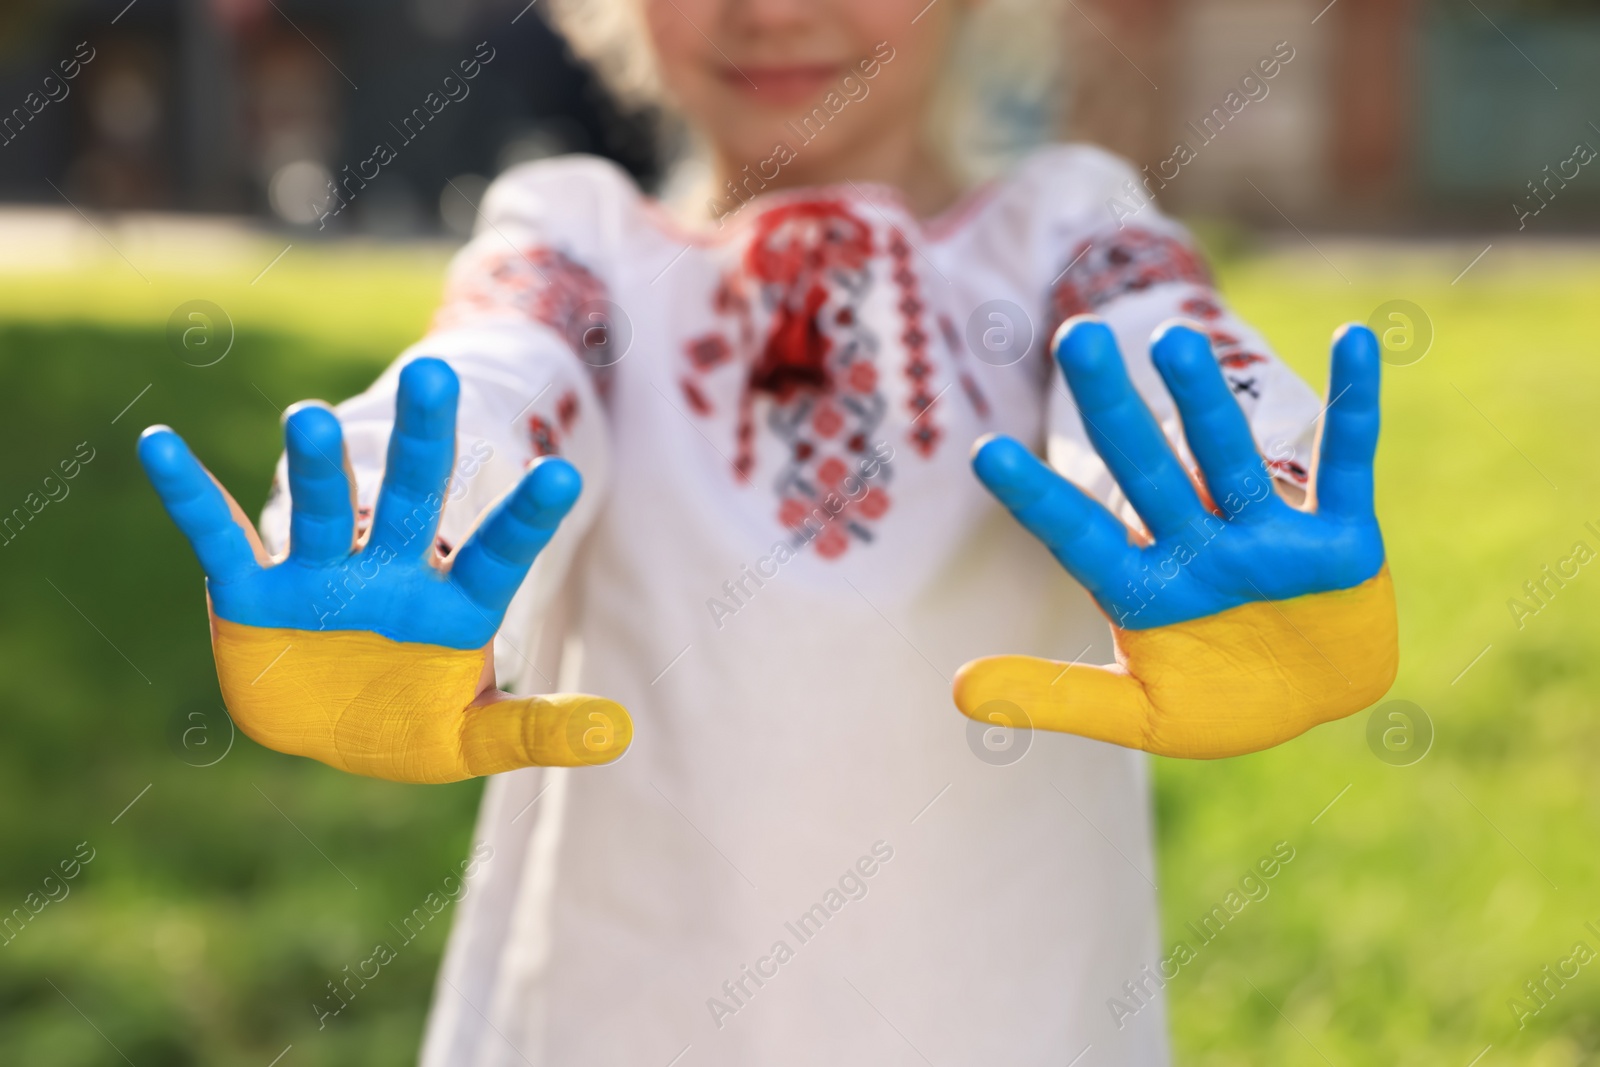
[[953, 655, 1154, 752], [460, 691, 632, 774]]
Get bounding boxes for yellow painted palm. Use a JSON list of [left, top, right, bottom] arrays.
[[139, 358, 629, 783], [956, 319, 1397, 758]]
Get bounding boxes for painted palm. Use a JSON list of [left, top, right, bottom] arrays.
[[139, 358, 630, 782], [956, 320, 1396, 757]]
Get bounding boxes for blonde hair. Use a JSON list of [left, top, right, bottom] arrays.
[[545, 0, 1066, 184]]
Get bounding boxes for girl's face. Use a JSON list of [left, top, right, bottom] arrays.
[[643, 0, 960, 187]]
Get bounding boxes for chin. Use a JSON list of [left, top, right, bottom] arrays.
[[706, 113, 793, 158]]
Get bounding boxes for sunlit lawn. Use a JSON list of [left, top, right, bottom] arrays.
[[1161, 236, 1600, 1067], [0, 227, 1596, 1065]]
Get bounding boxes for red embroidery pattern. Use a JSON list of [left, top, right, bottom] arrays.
[[681, 199, 902, 559], [556, 389, 580, 432], [527, 415, 559, 457], [1049, 228, 1212, 323], [680, 377, 714, 416], [744, 201, 873, 398], [1179, 296, 1222, 319], [529, 250, 606, 344], [1176, 279, 1303, 486], [1046, 232, 1288, 463], [433, 243, 615, 461], [889, 229, 940, 457], [524, 388, 582, 459], [435, 246, 605, 345], [1176, 304, 1305, 485], [433, 242, 619, 412], [687, 335, 731, 372], [1178, 295, 1271, 402]]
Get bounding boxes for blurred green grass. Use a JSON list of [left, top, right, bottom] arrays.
[[1, 236, 1598, 1065], [0, 246, 466, 1067], [1158, 239, 1600, 1067]]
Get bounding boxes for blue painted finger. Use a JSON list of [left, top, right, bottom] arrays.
[[137, 426, 260, 585], [450, 457, 582, 616], [284, 403, 355, 566], [1151, 323, 1279, 524], [370, 357, 459, 562], [1316, 324, 1381, 522], [971, 434, 1136, 599], [1055, 318, 1206, 539]]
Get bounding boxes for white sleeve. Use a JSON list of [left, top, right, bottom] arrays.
[[1027, 146, 1323, 531], [260, 157, 637, 686]]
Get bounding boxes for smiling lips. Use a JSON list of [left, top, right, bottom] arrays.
[[721, 63, 845, 104]]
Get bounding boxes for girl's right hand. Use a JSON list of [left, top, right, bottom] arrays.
[[138, 357, 630, 783]]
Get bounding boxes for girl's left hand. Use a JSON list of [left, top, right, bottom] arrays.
[[955, 318, 1396, 758]]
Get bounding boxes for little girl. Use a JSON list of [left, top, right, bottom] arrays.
[[139, 1, 1395, 1063]]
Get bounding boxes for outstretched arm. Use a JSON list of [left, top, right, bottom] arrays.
[[139, 358, 630, 783], [955, 317, 1395, 758]]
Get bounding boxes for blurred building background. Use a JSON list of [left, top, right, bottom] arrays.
[[0, 0, 1596, 232], [1066, 0, 1600, 229], [0, 0, 660, 235]]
